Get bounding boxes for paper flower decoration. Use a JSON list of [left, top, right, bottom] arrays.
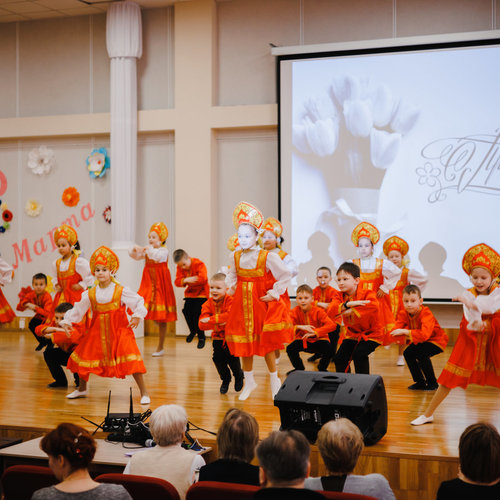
[[0, 200, 12, 233], [87, 148, 110, 179], [103, 205, 111, 224], [27, 146, 55, 176], [25, 199, 43, 217], [62, 187, 80, 207]]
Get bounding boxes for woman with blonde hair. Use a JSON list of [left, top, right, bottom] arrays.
[[304, 418, 395, 499]]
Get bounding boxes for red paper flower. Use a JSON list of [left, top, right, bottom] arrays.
[[62, 187, 80, 207], [2, 210, 13, 222]]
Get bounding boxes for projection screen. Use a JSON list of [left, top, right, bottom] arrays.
[[277, 32, 500, 299]]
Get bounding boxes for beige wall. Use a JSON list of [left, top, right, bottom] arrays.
[[0, 0, 498, 313]]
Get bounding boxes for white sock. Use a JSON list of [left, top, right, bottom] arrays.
[[244, 371, 255, 385], [269, 371, 280, 382]]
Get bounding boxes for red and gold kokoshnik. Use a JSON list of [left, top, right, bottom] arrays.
[[232, 201, 264, 230], [149, 222, 168, 243], [54, 224, 78, 246], [262, 217, 283, 238], [351, 221, 380, 246], [90, 246, 120, 274], [462, 243, 500, 277], [383, 236, 409, 257]]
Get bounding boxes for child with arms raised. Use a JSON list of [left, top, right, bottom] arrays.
[[199, 272, 244, 394], [61, 246, 150, 404], [130, 222, 177, 356], [412, 243, 500, 425]]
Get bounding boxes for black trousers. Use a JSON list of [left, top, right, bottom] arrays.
[[43, 348, 79, 386], [29, 317, 53, 348], [182, 298, 207, 339], [334, 339, 379, 374], [287, 339, 333, 372], [404, 342, 443, 385], [212, 340, 243, 383]]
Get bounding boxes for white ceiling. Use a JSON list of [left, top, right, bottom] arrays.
[[0, 0, 184, 23]]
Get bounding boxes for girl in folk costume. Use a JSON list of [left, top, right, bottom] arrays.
[[260, 216, 298, 365], [225, 202, 293, 401], [412, 243, 500, 426], [61, 246, 150, 404], [130, 222, 177, 357], [350, 222, 401, 343], [0, 255, 15, 324], [383, 236, 428, 366], [51, 225, 93, 310]]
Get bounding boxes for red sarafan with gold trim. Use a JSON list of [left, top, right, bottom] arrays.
[[383, 236, 409, 258], [225, 249, 293, 357], [0, 289, 15, 324], [53, 254, 86, 310], [462, 243, 500, 277], [351, 222, 380, 246], [54, 224, 78, 246], [90, 246, 119, 274], [262, 217, 283, 238], [150, 222, 168, 243], [67, 284, 146, 381], [232, 201, 264, 230]]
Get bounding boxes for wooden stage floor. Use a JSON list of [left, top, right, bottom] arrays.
[[1, 329, 499, 499]]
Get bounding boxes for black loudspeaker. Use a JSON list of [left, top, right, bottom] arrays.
[[274, 371, 387, 446]]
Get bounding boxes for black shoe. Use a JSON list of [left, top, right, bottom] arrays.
[[35, 343, 45, 351], [408, 382, 427, 391], [307, 353, 320, 362], [234, 374, 244, 392], [186, 333, 196, 343], [47, 381, 68, 388], [197, 337, 206, 349], [220, 381, 230, 394], [424, 383, 438, 391]]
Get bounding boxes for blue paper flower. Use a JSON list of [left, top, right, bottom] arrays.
[[87, 148, 110, 179]]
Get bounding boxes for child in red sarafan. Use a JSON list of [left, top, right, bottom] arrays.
[[199, 272, 244, 395], [130, 222, 177, 357], [0, 256, 15, 325], [390, 284, 448, 391], [411, 243, 500, 426], [17, 273, 53, 351]]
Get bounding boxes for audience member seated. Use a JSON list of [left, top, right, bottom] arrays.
[[436, 422, 500, 499], [253, 430, 325, 499], [32, 423, 131, 500], [199, 408, 260, 485], [123, 404, 205, 500], [304, 419, 395, 500]]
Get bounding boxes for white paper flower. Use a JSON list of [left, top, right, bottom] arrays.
[[25, 199, 42, 217], [27, 146, 55, 175], [343, 99, 373, 137]]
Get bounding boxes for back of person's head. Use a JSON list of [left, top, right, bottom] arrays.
[[256, 430, 310, 486], [217, 408, 259, 463], [173, 249, 188, 263], [459, 422, 500, 484], [149, 404, 188, 446], [337, 262, 360, 279], [317, 418, 364, 474], [40, 423, 96, 471], [55, 302, 73, 314]]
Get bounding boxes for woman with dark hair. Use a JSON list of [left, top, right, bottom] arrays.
[[32, 423, 131, 499], [198, 408, 260, 485], [436, 422, 500, 499]]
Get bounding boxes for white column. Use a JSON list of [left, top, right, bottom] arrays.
[[106, 1, 144, 336]]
